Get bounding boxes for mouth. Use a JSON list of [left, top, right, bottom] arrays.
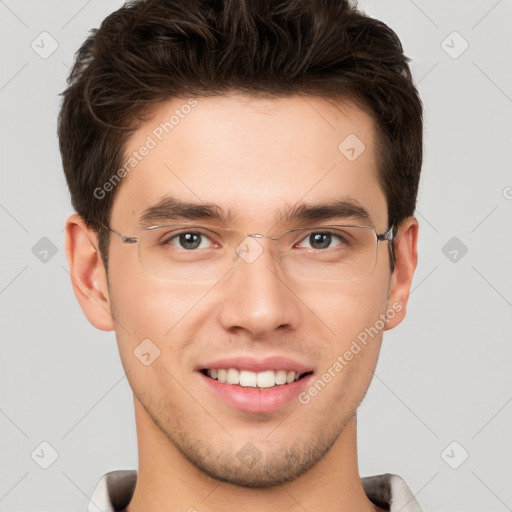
[[201, 368, 313, 388], [197, 357, 314, 413]]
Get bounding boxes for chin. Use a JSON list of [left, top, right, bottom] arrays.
[[166, 429, 340, 488], [187, 444, 322, 488]]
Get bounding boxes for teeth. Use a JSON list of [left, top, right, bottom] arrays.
[[256, 370, 275, 388], [206, 368, 302, 388], [239, 370, 256, 387], [226, 368, 239, 385], [275, 370, 287, 385]]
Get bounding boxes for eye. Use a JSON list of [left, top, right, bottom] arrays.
[[296, 230, 350, 250], [163, 231, 214, 250]]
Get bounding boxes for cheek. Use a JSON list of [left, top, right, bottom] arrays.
[[107, 268, 212, 373], [295, 281, 388, 413], [292, 274, 389, 344], [107, 278, 212, 416], [293, 276, 389, 391], [108, 255, 205, 334]]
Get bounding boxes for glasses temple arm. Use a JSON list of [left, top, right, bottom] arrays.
[[376, 225, 397, 242], [97, 222, 139, 244]]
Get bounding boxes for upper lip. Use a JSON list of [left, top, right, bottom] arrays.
[[197, 355, 314, 374]]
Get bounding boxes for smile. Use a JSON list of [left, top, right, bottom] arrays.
[[203, 368, 309, 388]]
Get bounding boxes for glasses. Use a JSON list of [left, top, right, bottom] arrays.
[[102, 222, 396, 282]]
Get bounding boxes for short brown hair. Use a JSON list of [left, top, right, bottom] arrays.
[[58, 0, 423, 272]]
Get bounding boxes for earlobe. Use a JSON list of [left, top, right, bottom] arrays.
[[65, 214, 115, 331], [385, 216, 419, 331]]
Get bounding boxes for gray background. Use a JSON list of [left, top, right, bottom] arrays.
[[1, 1, 511, 511]]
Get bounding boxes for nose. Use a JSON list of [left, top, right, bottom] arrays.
[[217, 237, 301, 339]]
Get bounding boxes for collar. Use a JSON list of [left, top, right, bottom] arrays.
[[88, 470, 423, 512]]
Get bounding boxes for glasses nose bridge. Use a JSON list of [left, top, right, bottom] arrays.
[[232, 231, 285, 267], [243, 232, 282, 253], [244, 232, 279, 242]]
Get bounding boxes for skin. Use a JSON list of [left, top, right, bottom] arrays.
[[66, 93, 418, 512]]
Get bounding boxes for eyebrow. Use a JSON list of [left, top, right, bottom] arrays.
[[279, 199, 372, 225], [138, 196, 372, 227]]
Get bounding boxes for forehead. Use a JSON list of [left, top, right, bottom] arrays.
[[111, 93, 387, 230]]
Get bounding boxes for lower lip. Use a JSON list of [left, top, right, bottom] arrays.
[[199, 372, 313, 413]]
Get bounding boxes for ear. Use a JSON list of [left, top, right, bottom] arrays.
[[385, 216, 419, 330], [65, 214, 115, 331]]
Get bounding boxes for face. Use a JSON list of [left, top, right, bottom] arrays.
[[103, 94, 398, 486]]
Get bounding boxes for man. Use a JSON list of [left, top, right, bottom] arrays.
[[59, 0, 423, 510]]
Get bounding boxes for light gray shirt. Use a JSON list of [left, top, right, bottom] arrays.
[[87, 470, 424, 511]]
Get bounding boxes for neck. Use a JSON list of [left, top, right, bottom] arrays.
[[125, 397, 382, 512]]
